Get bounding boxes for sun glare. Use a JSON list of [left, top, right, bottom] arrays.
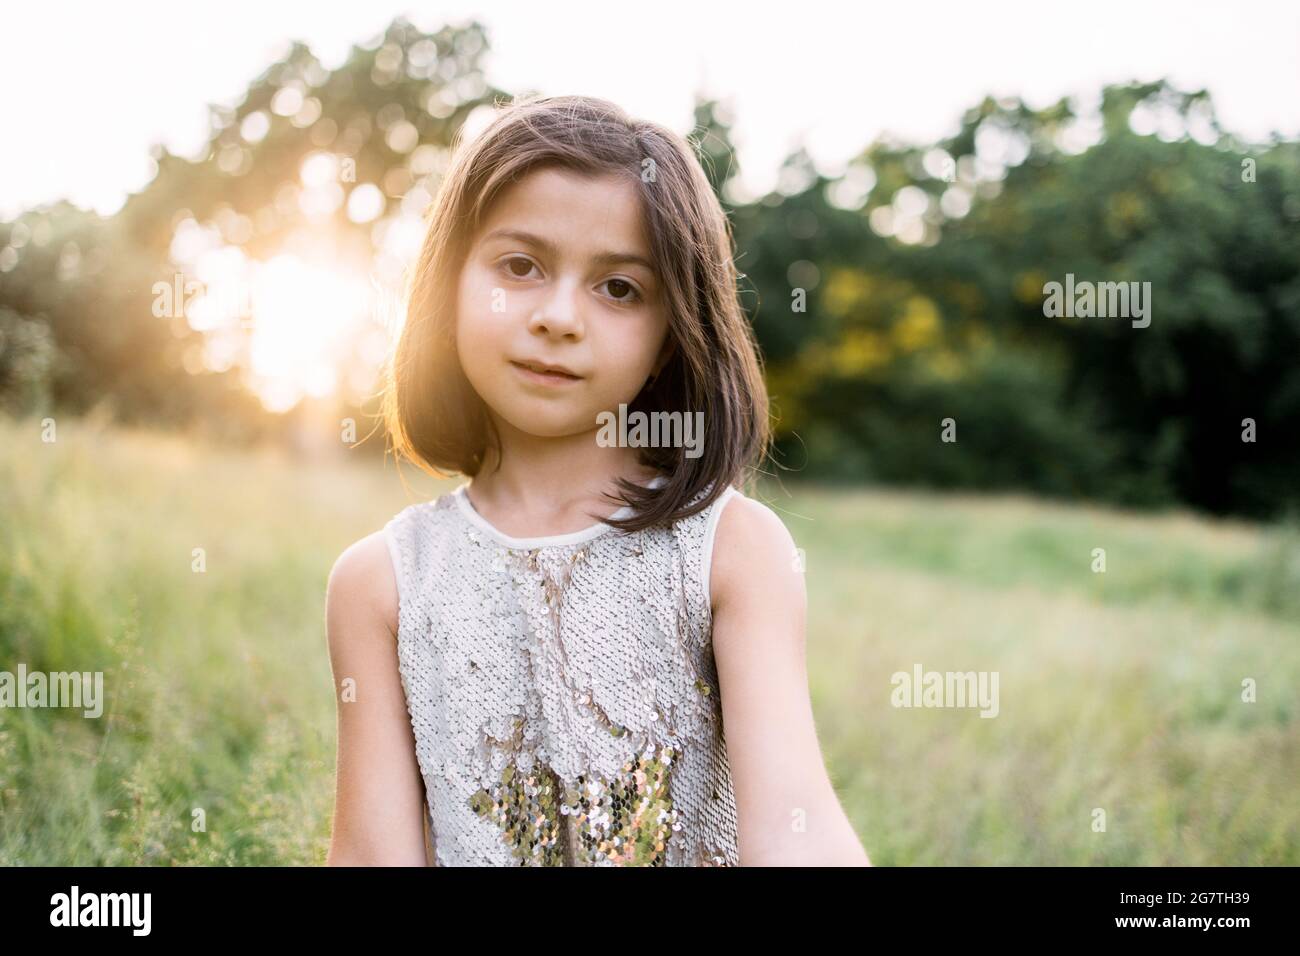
[[172, 213, 386, 413], [246, 255, 373, 413]]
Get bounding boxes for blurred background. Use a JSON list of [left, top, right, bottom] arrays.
[[1, 2, 1296, 865]]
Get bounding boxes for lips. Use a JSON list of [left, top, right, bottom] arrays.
[[510, 359, 582, 380]]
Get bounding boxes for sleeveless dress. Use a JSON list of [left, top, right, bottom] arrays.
[[382, 475, 742, 866]]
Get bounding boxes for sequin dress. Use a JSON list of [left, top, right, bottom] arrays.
[[382, 475, 742, 866]]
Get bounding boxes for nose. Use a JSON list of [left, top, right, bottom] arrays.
[[526, 275, 584, 340]]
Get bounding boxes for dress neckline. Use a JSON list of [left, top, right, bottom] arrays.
[[453, 474, 668, 549]]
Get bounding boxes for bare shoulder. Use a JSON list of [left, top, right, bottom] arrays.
[[326, 530, 399, 642], [709, 489, 805, 618], [702, 492, 868, 866], [324, 527, 429, 866]]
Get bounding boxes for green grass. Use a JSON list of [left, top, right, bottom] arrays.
[[0, 414, 1296, 864]]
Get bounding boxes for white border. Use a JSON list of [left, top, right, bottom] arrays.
[[701, 485, 740, 607], [453, 475, 668, 549], [382, 518, 406, 610]]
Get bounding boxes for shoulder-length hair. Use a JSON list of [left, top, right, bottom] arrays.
[[382, 93, 770, 532]]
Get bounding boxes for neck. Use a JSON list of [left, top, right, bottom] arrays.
[[472, 415, 661, 519]]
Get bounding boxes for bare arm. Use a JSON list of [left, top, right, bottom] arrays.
[[324, 531, 430, 866], [709, 494, 871, 866]]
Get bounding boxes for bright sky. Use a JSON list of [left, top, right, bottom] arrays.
[[3, 0, 1297, 220]]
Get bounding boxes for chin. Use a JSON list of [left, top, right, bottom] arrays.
[[496, 403, 593, 439]]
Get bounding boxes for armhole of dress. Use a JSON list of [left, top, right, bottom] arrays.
[[701, 485, 740, 611], [382, 514, 406, 630]]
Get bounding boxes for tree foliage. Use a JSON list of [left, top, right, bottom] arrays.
[[0, 23, 1295, 519]]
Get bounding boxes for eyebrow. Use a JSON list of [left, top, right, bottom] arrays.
[[479, 228, 657, 276]]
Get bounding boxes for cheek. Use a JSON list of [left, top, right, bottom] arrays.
[[455, 276, 501, 399], [456, 264, 511, 355], [582, 319, 666, 401], [603, 334, 648, 378], [610, 315, 668, 375]]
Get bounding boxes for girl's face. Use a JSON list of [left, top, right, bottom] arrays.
[[455, 167, 672, 441]]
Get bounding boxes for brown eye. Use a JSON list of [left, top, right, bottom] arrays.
[[603, 278, 640, 303], [502, 256, 534, 278]]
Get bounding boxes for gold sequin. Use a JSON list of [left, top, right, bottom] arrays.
[[469, 744, 681, 866]]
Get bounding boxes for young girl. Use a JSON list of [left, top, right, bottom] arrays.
[[325, 94, 870, 867]]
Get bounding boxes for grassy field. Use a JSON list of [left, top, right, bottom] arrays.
[[1, 414, 1296, 865]]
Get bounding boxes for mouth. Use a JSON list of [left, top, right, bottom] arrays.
[[510, 360, 584, 384]]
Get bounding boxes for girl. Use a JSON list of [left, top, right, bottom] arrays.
[[325, 94, 870, 866]]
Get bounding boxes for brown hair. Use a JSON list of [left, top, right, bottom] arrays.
[[382, 93, 770, 532]]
